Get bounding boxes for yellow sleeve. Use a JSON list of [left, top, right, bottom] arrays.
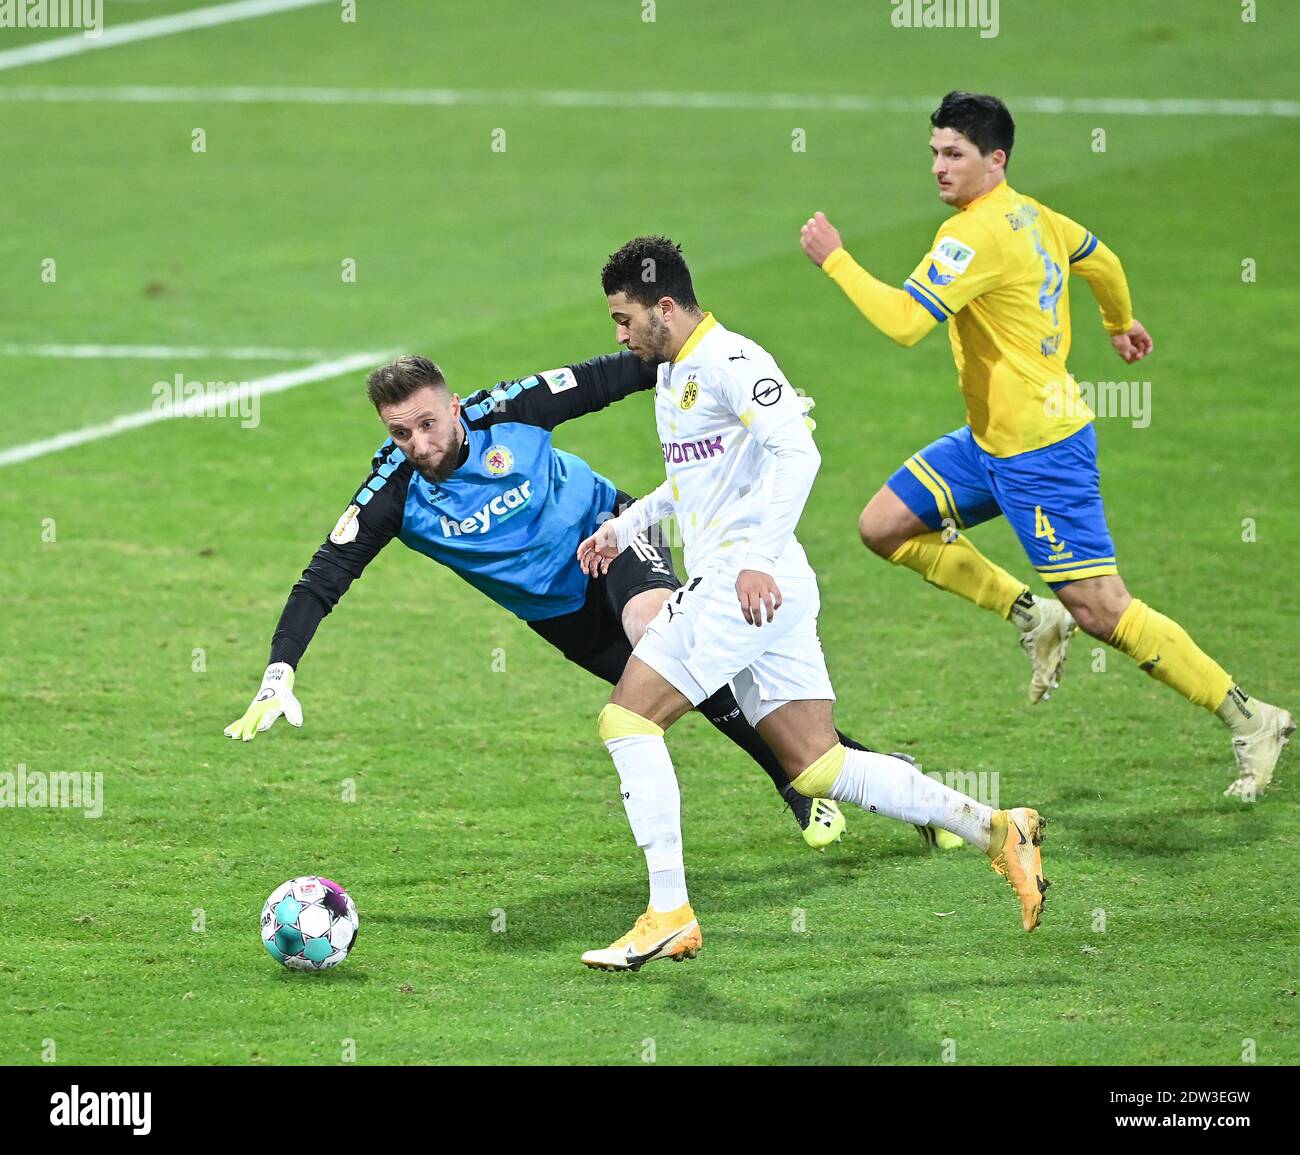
[[902, 216, 1004, 317], [821, 247, 940, 348], [1050, 208, 1134, 335]]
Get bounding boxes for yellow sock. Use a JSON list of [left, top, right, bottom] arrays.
[[790, 745, 845, 798], [889, 532, 1029, 619], [1109, 599, 1233, 712], [597, 702, 664, 740]]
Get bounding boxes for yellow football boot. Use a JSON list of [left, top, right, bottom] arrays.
[[915, 824, 967, 850], [581, 903, 701, 972], [986, 807, 1049, 932], [781, 785, 847, 849], [802, 797, 846, 849]]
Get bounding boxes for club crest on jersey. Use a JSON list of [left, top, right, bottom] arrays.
[[330, 503, 361, 545], [931, 236, 975, 274], [680, 377, 699, 410], [482, 445, 514, 475]]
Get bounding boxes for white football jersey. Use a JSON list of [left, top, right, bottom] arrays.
[[654, 313, 819, 578]]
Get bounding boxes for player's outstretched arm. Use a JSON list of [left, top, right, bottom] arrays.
[[576, 480, 674, 577], [800, 211, 940, 348], [225, 449, 405, 741], [464, 350, 658, 433]]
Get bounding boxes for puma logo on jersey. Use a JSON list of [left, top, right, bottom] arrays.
[[663, 436, 724, 464], [439, 480, 533, 536]]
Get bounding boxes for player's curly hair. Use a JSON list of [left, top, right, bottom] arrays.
[[931, 91, 1015, 166], [601, 235, 699, 309], [366, 355, 446, 411]]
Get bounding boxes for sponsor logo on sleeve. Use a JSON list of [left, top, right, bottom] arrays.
[[329, 503, 361, 545], [752, 378, 783, 407], [930, 236, 975, 274], [541, 368, 577, 394]]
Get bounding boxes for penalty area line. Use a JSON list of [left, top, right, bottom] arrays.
[[0, 350, 390, 469]]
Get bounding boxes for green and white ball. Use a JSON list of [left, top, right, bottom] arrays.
[[260, 876, 358, 970]]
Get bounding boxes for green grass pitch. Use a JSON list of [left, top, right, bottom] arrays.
[[0, 0, 1296, 1065]]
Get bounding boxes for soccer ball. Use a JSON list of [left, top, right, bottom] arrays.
[[260, 876, 358, 970]]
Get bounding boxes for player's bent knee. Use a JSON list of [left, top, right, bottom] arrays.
[[621, 589, 670, 647], [858, 507, 898, 558], [859, 490, 924, 560], [1072, 605, 1111, 639], [597, 702, 663, 742], [1059, 588, 1129, 640], [790, 744, 846, 797]]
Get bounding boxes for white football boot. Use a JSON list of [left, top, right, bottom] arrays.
[[1017, 597, 1077, 704], [1224, 702, 1295, 799]]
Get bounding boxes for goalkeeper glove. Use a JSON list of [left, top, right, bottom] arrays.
[[225, 662, 303, 741]]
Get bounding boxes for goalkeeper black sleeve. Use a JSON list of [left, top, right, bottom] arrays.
[[269, 445, 409, 667]]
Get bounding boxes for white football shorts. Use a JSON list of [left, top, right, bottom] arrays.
[[631, 565, 836, 727]]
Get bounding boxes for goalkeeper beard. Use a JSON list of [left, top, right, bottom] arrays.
[[410, 420, 465, 483]]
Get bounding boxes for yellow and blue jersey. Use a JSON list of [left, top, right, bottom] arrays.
[[821, 181, 1135, 584], [824, 181, 1133, 457]]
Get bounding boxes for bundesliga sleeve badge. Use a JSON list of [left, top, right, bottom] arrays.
[[330, 503, 361, 544]]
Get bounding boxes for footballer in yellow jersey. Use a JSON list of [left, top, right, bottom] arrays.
[[800, 91, 1291, 799]]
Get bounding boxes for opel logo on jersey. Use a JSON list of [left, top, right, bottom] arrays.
[[482, 444, 514, 475], [752, 378, 783, 406], [680, 379, 699, 410]]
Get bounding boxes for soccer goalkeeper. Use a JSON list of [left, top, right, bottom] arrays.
[[226, 350, 867, 846], [800, 90, 1292, 799]]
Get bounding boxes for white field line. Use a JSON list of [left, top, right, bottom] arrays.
[[0, 0, 335, 74], [0, 342, 342, 360], [0, 350, 388, 468], [0, 85, 1294, 118]]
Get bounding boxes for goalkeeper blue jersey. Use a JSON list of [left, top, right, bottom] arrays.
[[382, 420, 617, 620], [268, 353, 658, 668]]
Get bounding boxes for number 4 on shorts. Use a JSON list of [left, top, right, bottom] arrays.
[[1034, 505, 1066, 552], [1034, 505, 1057, 540]]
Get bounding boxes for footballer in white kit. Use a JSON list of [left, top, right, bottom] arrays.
[[577, 236, 1051, 972], [619, 308, 836, 726]]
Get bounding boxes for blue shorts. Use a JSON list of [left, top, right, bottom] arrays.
[[887, 424, 1119, 587]]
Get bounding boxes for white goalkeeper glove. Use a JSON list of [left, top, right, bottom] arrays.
[[224, 662, 303, 741]]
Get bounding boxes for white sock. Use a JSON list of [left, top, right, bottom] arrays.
[[1008, 589, 1041, 633], [604, 732, 689, 911], [1216, 685, 1265, 738], [826, 747, 994, 852]]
